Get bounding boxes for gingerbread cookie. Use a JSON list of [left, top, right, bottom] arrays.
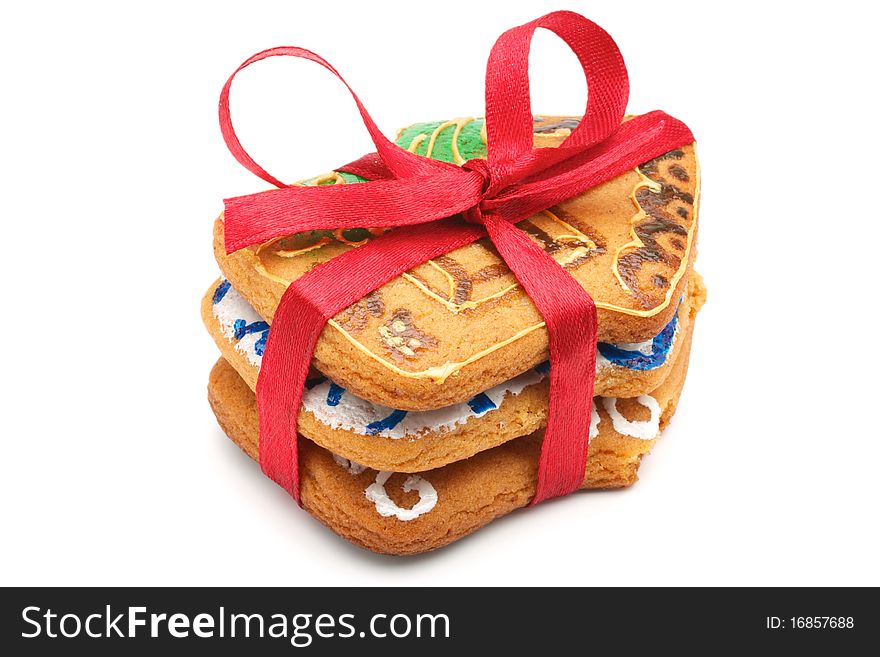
[[201, 272, 703, 472], [207, 316, 694, 555], [214, 116, 700, 411]]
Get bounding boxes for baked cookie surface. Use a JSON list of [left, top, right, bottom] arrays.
[[202, 273, 704, 472], [206, 313, 695, 555], [215, 116, 699, 410]]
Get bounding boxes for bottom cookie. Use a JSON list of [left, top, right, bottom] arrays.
[[207, 328, 693, 555]]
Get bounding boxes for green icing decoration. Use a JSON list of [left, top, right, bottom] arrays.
[[300, 118, 487, 188], [394, 119, 487, 163], [337, 171, 367, 184]]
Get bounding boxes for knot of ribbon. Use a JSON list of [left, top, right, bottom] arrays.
[[219, 10, 694, 506]]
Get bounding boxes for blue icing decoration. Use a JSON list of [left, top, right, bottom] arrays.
[[233, 319, 270, 340], [528, 304, 680, 374], [365, 410, 408, 435], [254, 332, 267, 356], [597, 313, 678, 371], [326, 382, 345, 407], [533, 361, 551, 376], [228, 315, 270, 357], [467, 392, 497, 415], [212, 279, 231, 305]]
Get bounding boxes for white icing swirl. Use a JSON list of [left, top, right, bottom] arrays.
[[365, 472, 438, 521], [601, 395, 661, 440]]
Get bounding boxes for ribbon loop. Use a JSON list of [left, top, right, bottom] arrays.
[[219, 46, 455, 190], [482, 10, 629, 192]]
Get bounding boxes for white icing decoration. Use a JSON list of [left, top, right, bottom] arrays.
[[612, 338, 655, 355], [365, 471, 437, 521], [212, 280, 675, 440], [301, 368, 543, 439], [212, 283, 267, 368], [600, 395, 661, 440], [589, 405, 600, 442], [332, 454, 366, 475]]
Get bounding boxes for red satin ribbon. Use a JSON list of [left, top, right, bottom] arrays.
[[219, 11, 694, 506]]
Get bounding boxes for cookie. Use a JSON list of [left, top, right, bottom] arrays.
[[202, 272, 704, 472], [214, 116, 699, 411], [206, 313, 695, 555]]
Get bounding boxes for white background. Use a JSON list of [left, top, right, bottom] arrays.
[[2, 0, 878, 586]]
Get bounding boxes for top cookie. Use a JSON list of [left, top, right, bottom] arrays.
[[214, 116, 699, 411]]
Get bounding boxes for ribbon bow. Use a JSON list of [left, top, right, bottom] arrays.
[[219, 10, 693, 506]]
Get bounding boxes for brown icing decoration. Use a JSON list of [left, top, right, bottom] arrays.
[[611, 150, 696, 308], [336, 291, 385, 334], [430, 255, 473, 305], [378, 309, 439, 361]]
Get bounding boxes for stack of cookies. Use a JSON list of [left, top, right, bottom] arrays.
[[203, 116, 705, 555]]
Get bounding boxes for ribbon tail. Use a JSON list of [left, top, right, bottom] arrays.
[[256, 219, 486, 501], [224, 170, 484, 254], [256, 286, 322, 503], [482, 214, 597, 504]]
